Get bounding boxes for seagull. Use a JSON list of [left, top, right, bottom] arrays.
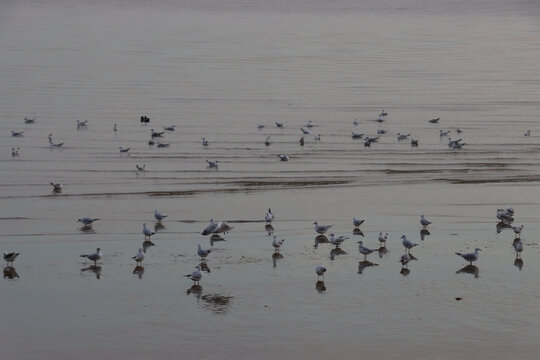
[[456, 128, 463, 133], [410, 138, 419, 146], [399, 254, 411, 266], [80, 248, 103, 265], [48, 133, 64, 147], [11, 131, 24, 137], [156, 142, 170, 148], [136, 164, 146, 171], [300, 128, 310, 135], [11, 147, 20, 157], [353, 218, 365, 228], [429, 117, 441, 123], [258, 124, 265, 130], [202, 138, 209, 146], [50, 182, 63, 191], [376, 115, 384, 122], [378, 232, 389, 246], [113, 123, 118, 132], [314, 221, 333, 235], [76, 120, 88, 128], [401, 235, 418, 253], [314, 134, 321, 141], [197, 244, 212, 261], [448, 138, 463, 148], [357, 241, 378, 261], [272, 236, 285, 252], [265, 209, 274, 223], [154, 209, 167, 223], [150, 129, 165, 138], [206, 160, 219, 168], [143, 223, 155, 239], [420, 214, 432, 228], [377, 129, 387, 135], [212, 221, 232, 234], [316, 265, 327, 280], [184, 265, 202, 284], [3, 251, 20, 266], [364, 136, 379, 146], [264, 136, 271, 146], [278, 154, 289, 161], [119, 146, 130, 153], [24, 117, 36, 124], [201, 219, 218, 235], [440, 130, 450, 137], [132, 248, 145, 265], [397, 133, 410, 140], [513, 240, 524, 257], [512, 224, 524, 237], [77, 217, 99, 225], [275, 122, 284, 128], [524, 130, 531, 136], [352, 132, 364, 139], [164, 125, 176, 131], [455, 248, 481, 265], [379, 110, 388, 117], [329, 233, 348, 247], [148, 139, 155, 146], [353, 119, 359, 126]]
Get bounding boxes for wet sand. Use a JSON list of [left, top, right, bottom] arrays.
[[1, 1, 540, 359]]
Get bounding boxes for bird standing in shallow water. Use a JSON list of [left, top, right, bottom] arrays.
[[401, 235, 418, 253], [132, 248, 145, 265], [272, 236, 285, 252], [184, 265, 202, 284], [316, 265, 326, 280], [420, 214, 432, 228], [80, 248, 103, 265], [3, 251, 20, 266], [265, 209, 274, 224], [455, 248, 481, 265]]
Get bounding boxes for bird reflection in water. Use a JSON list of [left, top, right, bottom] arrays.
[[210, 234, 226, 247], [353, 228, 364, 237], [358, 260, 378, 275], [80, 265, 102, 279], [142, 240, 155, 252], [132, 265, 145, 279], [514, 257, 524, 271], [187, 284, 203, 300], [420, 229, 430, 241], [313, 235, 329, 249], [199, 262, 211, 273], [496, 221, 511, 234], [154, 222, 166, 233], [272, 252, 284, 268], [456, 265, 479, 278], [201, 293, 233, 314], [78, 224, 95, 233], [315, 280, 326, 293], [400, 267, 411, 276], [378, 246, 388, 258], [330, 247, 347, 260], [265, 224, 274, 236], [3, 266, 19, 279]]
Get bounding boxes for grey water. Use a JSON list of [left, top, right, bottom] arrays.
[[1, 1, 540, 359]]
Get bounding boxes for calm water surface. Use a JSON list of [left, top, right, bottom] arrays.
[[1, 1, 540, 359]]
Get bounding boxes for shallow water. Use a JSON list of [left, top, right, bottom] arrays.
[[1, 1, 540, 359]]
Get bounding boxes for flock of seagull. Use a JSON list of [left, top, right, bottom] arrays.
[[4, 113, 529, 287]]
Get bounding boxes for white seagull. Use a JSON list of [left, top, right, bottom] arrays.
[[278, 154, 289, 161], [201, 219, 218, 235], [316, 265, 327, 280], [456, 248, 481, 265], [48, 134, 64, 147], [197, 244, 212, 260], [300, 128, 310, 135], [357, 241, 377, 261], [420, 214, 432, 228], [154, 209, 167, 223], [202, 138, 209, 146], [512, 224, 524, 237], [314, 221, 333, 234], [143, 223, 155, 239], [132, 248, 145, 265], [513, 240, 523, 257], [3, 251, 20, 266], [401, 235, 418, 253], [77, 217, 99, 225], [184, 265, 203, 284], [329, 233, 348, 247], [272, 236, 285, 252], [353, 218, 365, 228], [212, 221, 233, 234], [80, 248, 103, 265], [378, 232, 389, 246], [397, 133, 410, 140], [265, 208, 274, 223]]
